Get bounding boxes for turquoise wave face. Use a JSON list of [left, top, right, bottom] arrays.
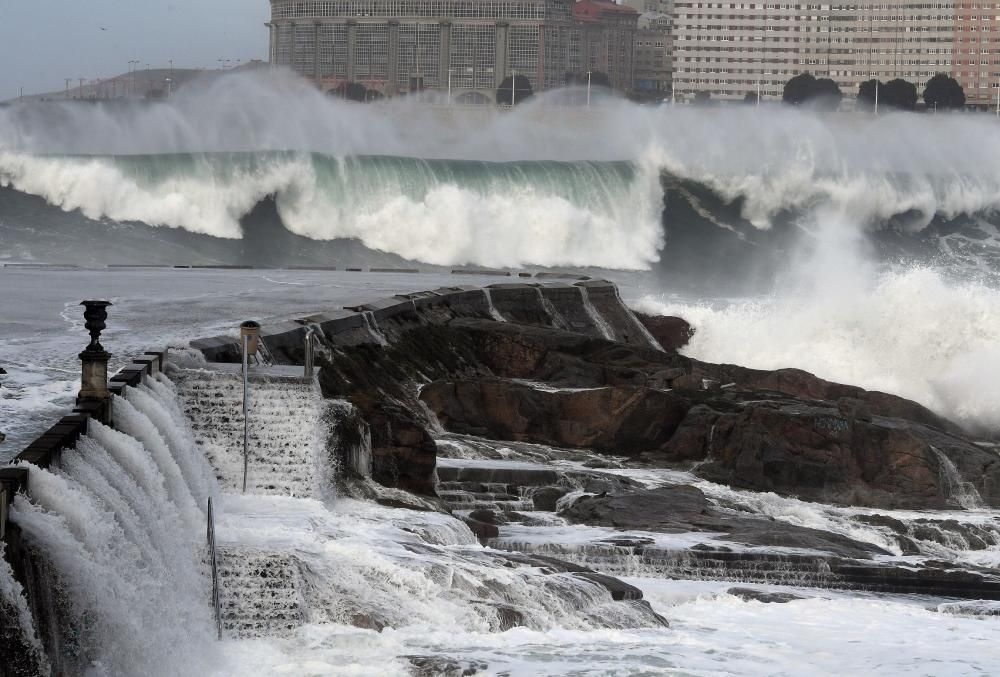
[[0, 151, 664, 269]]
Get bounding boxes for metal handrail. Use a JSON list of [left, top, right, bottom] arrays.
[[242, 335, 249, 494], [207, 497, 222, 640]]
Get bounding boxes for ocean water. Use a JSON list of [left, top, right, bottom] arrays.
[[2, 72, 1000, 675]]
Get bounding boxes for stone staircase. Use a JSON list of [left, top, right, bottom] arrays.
[[215, 547, 306, 638], [436, 462, 565, 516], [172, 364, 324, 497]]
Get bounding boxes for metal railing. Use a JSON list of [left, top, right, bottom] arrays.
[[242, 334, 249, 494], [207, 497, 222, 640], [304, 326, 316, 378]]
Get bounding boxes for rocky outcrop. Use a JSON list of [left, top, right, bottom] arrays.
[[634, 314, 694, 353], [189, 284, 997, 510], [726, 588, 807, 603], [559, 485, 889, 559], [415, 318, 998, 510], [421, 379, 689, 455]]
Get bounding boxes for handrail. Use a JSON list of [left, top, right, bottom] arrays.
[[304, 326, 316, 378], [207, 497, 222, 640], [242, 334, 249, 494]]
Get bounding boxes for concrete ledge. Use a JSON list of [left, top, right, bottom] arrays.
[[370, 268, 420, 273], [452, 269, 511, 276]]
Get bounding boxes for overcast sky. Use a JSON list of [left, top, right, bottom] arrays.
[[0, 1, 269, 99]]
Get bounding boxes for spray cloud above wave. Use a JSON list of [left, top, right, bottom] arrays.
[[3, 69, 1000, 269]]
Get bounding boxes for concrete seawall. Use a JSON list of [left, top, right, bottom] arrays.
[[190, 280, 661, 364], [0, 351, 169, 676]]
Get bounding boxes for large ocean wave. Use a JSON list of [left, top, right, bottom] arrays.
[[0, 151, 664, 269], [2, 70, 1000, 271]]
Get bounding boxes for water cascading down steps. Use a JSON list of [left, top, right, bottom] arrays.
[[171, 362, 327, 638]]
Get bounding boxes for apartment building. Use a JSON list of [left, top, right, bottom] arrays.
[[672, 1, 1000, 107], [624, 0, 674, 96], [268, 0, 638, 99]]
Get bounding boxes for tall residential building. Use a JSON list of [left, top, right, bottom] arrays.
[[623, 0, 673, 97], [268, 0, 638, 100], [671, 1, 999, 108]]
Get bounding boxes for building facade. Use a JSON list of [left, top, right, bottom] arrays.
[[268, 0, 638, 99], [624, 0, 673, 96], [671, 1, 999, 107]]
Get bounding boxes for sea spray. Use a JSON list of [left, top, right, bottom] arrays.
[[132, 379, 216, 505], [930, 446, 986, 510], [115, 394, 202, 529], [9, 418, 216, 675], [638, 266, 1000, 433], [0, 544, 51, 674]]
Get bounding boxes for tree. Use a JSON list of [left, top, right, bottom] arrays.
[[330, 82, 368, 102], [743, 90, 759, 104], [693, 90, 712, 105], [783, 73, 817, 105], [857, 79, 880, 110], [496, 74, 533, 106], [923, 73, 966, 111], [782, 73, 842, 110], [811, 78, 843, 111], [882, 78, 918, 110]]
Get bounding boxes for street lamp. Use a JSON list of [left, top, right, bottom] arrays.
[[587, 70, 592, 108]]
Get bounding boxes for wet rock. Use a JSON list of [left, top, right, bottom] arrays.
[[634, 313, 695, 353], [421, 378, 690, 455], [530, 486, 568, 511], [407, 655, 488, 676], [935, 601, 1000, 617], [467, 508, 504, 525], [668, 394, 1000, 509], [561, 485, 889, 559], [727, 587, 806, 604], [368, 403, 439, 496], [574, 572, 644, 600], [462, 517, 500, 540], [491, 604, 526, 631], [350, 612, 387, 631]]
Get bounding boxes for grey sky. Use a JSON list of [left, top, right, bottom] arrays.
[[0, 1, 269, 99]]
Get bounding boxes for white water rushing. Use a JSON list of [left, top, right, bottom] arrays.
[[638, 264, 1000, 434], [4, 70, 1000, 270]]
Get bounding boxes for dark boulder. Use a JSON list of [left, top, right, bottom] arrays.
[[634, 313, 695, 353], [368, 403, 438, 496], [530, 486, 569, 511], [727, 587, 806, 603], [560, 485, 889, 559]]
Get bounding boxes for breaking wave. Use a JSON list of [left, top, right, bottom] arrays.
[[0, 151, 664, 269], [2, 72, 1000, 270]]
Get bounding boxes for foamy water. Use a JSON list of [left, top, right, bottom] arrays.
[[637, 265, 1000, 434]]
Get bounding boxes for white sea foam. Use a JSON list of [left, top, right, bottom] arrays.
[[4, 71, 1000, 270], [638, 264, 1000, 433]]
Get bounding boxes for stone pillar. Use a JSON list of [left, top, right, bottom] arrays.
[[439, 21, 452, 92], [78, 300, 113, 424], [267, 23, 276, 65], [388, 20, 400, 93], [314, 22, 322, 82], [346, 20, 358, 82], [495, 21, 510, 89]]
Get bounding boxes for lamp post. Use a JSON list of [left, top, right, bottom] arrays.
[[587, 70, 592, 108], [511, 69, 516, 106]]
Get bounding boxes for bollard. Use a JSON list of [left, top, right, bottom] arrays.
[[78, 300, 113, 423], [240, 321, 261, 360]]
